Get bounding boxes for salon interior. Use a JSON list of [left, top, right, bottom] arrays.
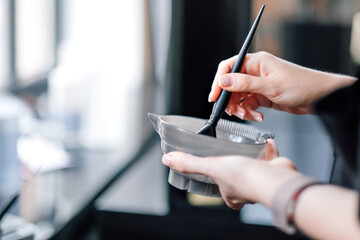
[[0, 0, 359, 239]]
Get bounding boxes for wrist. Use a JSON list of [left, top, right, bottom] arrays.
[[271, 175, 321, 234], [245, 159, 300, 207], [316, 71, 357, 99]]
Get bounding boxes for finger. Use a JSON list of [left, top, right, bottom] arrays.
[[208, 77, 222, 103], [234, 93, 275, 121], [233, 105, 263, 122], [261, 139, 279, 160], [214, 56, 238, 82], [223, 198, 246, 210], [209, 56, 238, 102], [241, 52, 266, 76], [240, 94, 260, 109], [239, 95, 264, 122], [245, 109, 263, 122], [269, 157, 297, 171], [241, 96, 261, 120], [219, 73, 266, 95], [213, 52, 270, 100], [227, 202, 245, 210], [225, 93, 248, 116], [162, 151, 216, 177], [233, 106, 245, 120]]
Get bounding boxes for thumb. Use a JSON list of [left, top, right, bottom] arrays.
[[261, 139, 279, 160], [218, 73, 265, 94], [162, 151, 216, 177]]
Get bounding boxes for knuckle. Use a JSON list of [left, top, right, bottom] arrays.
[[258, 51, 269, 57], [218, 60, 227, 70], [175, 162, 187, 173], [257, 51, 274, 61], [218, 56, 236, 70], [237, 74, 251, 90]]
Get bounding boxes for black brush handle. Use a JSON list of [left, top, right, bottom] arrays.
[[208, 5, 265, 126]]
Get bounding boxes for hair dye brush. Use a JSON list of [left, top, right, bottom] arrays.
[[197, 5, 265, 138]]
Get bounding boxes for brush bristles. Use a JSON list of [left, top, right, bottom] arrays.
[[217, 119, 274, 143], [197, 124, 216, 137]]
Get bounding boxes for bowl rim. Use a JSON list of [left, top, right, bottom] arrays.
[[157, 114, 269, 147]]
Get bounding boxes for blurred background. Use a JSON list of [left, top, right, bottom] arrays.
[[0, 0, 359, 239]]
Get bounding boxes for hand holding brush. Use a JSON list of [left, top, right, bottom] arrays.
[[197, 5, 265, 137]]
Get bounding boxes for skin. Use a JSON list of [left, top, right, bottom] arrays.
[[208, 51, 356, 121], [162, 52, 360, 239]]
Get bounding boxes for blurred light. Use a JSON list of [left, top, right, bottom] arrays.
[[16, 0, 55, 83], [17, 135, 70, 173], [0, 1, 8, 89]]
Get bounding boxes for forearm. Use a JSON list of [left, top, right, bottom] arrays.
[[250, 162, 360, 239], [327, 73, 357, 91], [295, 184, 360, 240]]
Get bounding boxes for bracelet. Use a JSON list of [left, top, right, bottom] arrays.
[[271, 175, 321, 234]]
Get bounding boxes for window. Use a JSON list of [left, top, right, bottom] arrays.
[[16, 0, 56, 85], [0, 1, 8, 89]]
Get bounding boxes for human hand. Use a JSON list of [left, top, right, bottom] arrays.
[[209, 51, 357, 122], [162, 139, 298, 210]]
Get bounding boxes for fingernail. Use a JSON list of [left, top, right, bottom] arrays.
[[255, 116, 263, 122], [208, 93, 212, 102], [220, 76, 233, 87], [162, 154, 172, 166], [225, 108, 232, 116], [236, 112, 244, 119]]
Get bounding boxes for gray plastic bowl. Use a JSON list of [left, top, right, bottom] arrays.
[[149, 113, 274, 197]]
